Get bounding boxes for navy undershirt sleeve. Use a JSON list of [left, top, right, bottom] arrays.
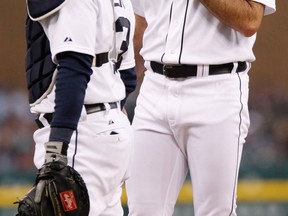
[[49, 51, 93, 144], [119, 67, 136, 108]]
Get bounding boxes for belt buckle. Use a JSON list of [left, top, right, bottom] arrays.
[[163, 64, 174, 78], [163, 64, 168, 77]]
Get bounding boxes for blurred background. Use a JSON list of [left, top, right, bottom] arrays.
[[0, 1, 287, 215]]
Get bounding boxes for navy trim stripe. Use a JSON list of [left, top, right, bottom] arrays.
[[229, 72, 244, 216], [161, 2, 174, 62], [178, 0, 189, 64], [71, 129, 78, 168]]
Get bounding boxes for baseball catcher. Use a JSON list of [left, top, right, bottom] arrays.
[[16, 0, 136, 214], [15, 142, 89, 216]]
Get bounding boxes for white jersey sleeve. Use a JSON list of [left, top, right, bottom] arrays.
[[39, 0, 114, 63], [130, 0, 144, 17], [252, 0, 276, 15]]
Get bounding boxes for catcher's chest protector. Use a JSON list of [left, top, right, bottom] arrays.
[[25, 16, 56, 104]]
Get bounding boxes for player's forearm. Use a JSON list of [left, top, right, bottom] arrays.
[[50, 52, 93, 144], [199, 0, 265, 37], [134, 14, 147, 84]]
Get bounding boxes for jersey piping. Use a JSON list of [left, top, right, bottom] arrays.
[[178, 0, 189, 64]]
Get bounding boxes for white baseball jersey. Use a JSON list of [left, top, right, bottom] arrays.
[[131, 0, 276, 65], [31, 0, 135, 114]]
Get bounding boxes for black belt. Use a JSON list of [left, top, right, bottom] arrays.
[[150, 61, 247, 78], [94, 52, 109, 67], [85, 102, 118, 114], [35, 102, 118, 129]]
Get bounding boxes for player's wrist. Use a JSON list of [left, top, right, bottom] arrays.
[[49, 127, 74, 144], [44, 141, 68, 164]]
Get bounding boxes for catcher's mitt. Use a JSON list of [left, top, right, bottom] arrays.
[[15, 161, 89, 216]]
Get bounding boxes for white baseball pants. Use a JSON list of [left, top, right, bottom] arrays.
[[126, 67, 250, 216], [33, 106, 133, 216]]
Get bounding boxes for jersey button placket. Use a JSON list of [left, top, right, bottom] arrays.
[[167, 80, 180, 127]]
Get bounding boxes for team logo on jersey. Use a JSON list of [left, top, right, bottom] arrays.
[[114, 0, 124, 8], [64, 37, 73, 42]]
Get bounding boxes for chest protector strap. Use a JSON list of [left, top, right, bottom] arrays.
[[26, 0, 69, 21]]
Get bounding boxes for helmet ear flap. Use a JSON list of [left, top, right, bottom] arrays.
[[27, 0, 69, 21]]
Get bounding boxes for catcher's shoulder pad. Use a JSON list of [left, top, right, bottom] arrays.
[[26, 0, 70, 21], [25, 16, 57, 105]]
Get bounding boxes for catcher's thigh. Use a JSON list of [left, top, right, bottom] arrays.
[[33, 108, 133, 215]]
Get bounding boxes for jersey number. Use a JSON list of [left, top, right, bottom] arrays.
[[115, 17, 130, 66]]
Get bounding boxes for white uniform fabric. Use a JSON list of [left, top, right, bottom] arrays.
[[34, 109, 132, 215], [31, 0, 135, 114], [32, 0, 135, 215], [132, 0, 276, 65], [128, 69, 250, 216], [126, 0, 276, 216]]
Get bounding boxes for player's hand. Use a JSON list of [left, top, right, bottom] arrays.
[[44, 141, 68, 165], [34, 141, 68, 203], [15, 142, 90, 216]]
